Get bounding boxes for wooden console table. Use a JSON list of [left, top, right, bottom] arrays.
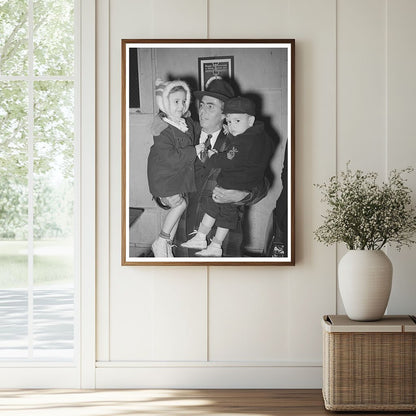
[[322, 315, 416, 411]]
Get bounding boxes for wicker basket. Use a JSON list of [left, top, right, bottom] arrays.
[[322, 315, 416, 411]]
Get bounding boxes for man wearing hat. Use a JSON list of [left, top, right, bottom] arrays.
[[191, 79, 243, 244], [174, 79, 269, 257], [180, 95, 273, 256]]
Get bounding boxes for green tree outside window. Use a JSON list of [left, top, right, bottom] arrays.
[[1, 0, 75, 288]]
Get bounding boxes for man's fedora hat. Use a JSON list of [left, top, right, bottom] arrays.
[[194, 78, 235, 103]]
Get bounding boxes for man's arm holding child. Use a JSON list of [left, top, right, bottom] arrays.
[[212, 177, 270, 206]]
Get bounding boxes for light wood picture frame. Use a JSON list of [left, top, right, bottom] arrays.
[[122, 39, 295, 265]]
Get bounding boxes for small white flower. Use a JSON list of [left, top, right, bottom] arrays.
[[314, 165, 416, 250]]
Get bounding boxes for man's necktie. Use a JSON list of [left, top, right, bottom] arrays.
[[200, 134, 212, 163]]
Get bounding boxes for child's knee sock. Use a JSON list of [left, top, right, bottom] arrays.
[[211, 236, 223, 248], [159, 231, 171, 241], [193, 222, 211, 239]]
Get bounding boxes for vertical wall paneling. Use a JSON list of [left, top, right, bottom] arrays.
[[151, 273, 208, 361], [209, 268, 290, 362], [93, 0, 416, 388], [336, 0, 387, 314], [209, 0, 335, 371], [80, 0, 96, 388], [209, 0, 290, 38], [285, 0, 337, 361], [385, 0, 416, 313], [109, 267, 207, 361], [151, 0, 207, 38], [337, 0, 387, 172], [96, 0, 110, 363], [106, 0, 209, 363]]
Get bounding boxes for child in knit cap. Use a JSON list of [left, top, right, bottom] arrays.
[[147, 79, 205, 257], [181, 96, 273, 257]]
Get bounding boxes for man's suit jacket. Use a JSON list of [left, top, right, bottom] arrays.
[[183, 127, 243, 257], [193, 127, 228, 198]]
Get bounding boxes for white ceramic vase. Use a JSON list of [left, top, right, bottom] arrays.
[[338, 250, 393, 321]]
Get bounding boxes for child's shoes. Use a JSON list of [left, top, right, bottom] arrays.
[[181, 233, 207, 249], [152, 237, 169, 257], [167, 241, 175, 257], [195, 242, 222, 257]]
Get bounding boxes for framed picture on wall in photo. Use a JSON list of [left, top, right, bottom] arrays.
[[198, 55, 234, 91], [121, 39, 295, 266]]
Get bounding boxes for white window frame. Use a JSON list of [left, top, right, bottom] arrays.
[[0, 0, 95, 388]]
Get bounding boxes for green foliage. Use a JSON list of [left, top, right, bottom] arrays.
[[314, 164, 416, 250], [33, 0, 74, 75], [0, 81, 28, 179], [0, 174, 73, 240], [0, 177, 27, 239], [34, 81, 74, 178], [0, 0, 74, 76], [0, 1, 74, 241], [33, 175, 74, 239], [0, 0, 28, 75], [0, 240, 73, 288]]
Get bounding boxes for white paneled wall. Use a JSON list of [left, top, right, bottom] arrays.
[[208, 269, 290, 362], [335, 0, 388, 312], [337, 0, 387, 172], [386, 0, 416, 313], [95, 0, 416, 388]]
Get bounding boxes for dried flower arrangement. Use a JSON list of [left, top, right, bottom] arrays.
[[314, 164, 416, 250]]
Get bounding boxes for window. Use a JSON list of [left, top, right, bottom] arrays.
[[0, 0, 77, 361]]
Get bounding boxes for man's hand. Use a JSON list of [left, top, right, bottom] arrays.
[[195, 143, 205, 155], [212, 186, 249, 204], [160, 194, 183, 208]]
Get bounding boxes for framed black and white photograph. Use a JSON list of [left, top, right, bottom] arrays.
[[122, 39, 295, 265]]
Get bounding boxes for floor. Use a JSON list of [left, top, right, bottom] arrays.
[[0, 389, 414, 416]]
